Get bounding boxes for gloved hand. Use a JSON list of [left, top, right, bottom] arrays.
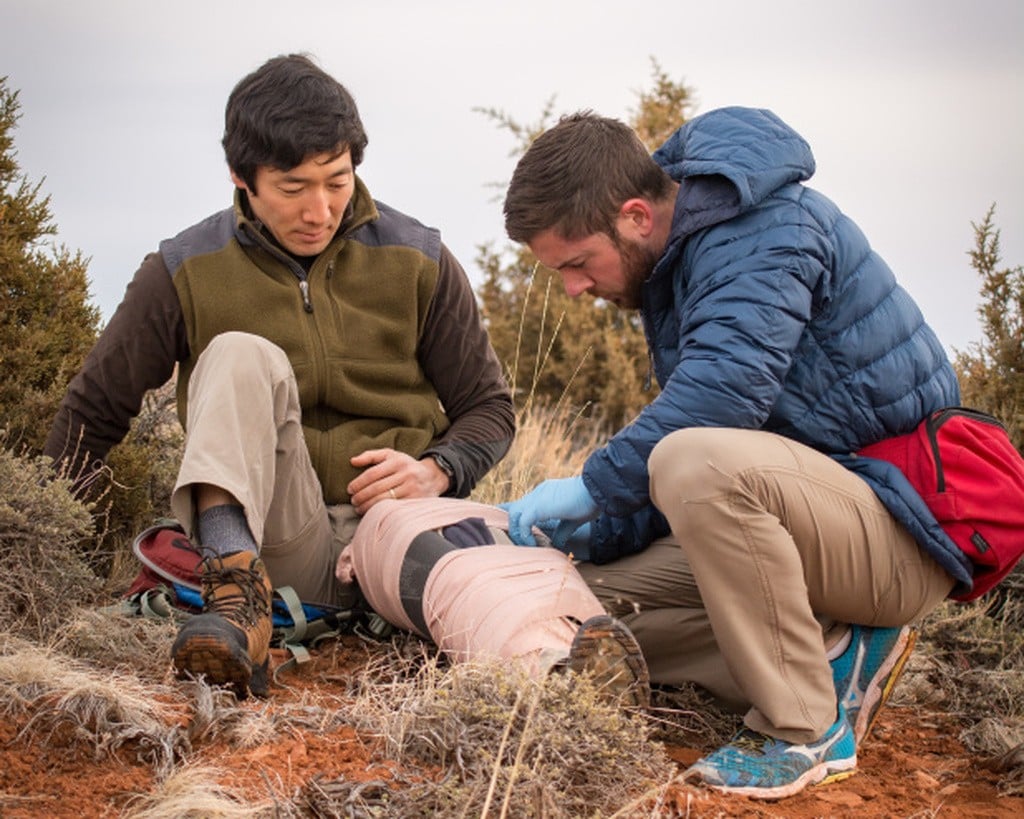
[[499, 476, 599, 546], [538, 520, 593, 558]]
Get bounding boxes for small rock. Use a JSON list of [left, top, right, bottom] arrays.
[[913, 770, 942, 790]]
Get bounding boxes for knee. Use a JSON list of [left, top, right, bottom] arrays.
[[649, 427, 773, 511], [650, 428, 729, 497], [193, 332, 292, 384], [201, 332, 288, 367]]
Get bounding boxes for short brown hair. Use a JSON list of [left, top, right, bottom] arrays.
[[503, 112, 673, 243]]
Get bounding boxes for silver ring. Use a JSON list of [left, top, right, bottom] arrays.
[[389, 488, 397, 499]]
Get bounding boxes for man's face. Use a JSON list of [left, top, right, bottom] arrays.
[[232, 149, 355, 257], [528, 227, 658, 309]]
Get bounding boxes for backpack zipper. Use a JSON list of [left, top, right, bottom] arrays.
[[925, 407, 1005, 492]]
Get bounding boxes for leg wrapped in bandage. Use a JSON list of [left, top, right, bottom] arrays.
[[340, 498, 606, 677]]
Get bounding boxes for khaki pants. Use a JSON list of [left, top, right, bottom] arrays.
[[578, 427, 953, 742], [170, 332, 357, 607]]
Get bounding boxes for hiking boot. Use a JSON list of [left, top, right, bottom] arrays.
[[561, 614, 651, 709], [682, 705, 857, 799], [170, 549, 273, 697], [830, 624, 917, 744]]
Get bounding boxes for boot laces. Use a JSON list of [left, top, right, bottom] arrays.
[[200, 557, 270, 626]]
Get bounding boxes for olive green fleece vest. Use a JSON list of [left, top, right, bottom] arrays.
[[170, 184, 450, 504]]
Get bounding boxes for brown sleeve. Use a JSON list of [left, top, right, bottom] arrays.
[[418, 243, 515, 496], [44, 252, 188, 474]]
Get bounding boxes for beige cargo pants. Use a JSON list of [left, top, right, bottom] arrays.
[[578, 426, 954, 742], [167, 332, 606, 674], [170, 332, 357, 607]]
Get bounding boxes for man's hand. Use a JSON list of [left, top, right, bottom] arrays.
[[500, 476, 599, 546], [539, 520, 593, 558], [348, 448, 449, 515]]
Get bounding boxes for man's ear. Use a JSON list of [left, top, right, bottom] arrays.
[[229, 170, 250, 192], [616, 198, 655, 240]]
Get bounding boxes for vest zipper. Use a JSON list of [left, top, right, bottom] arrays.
[[240, 220, 316, 313], [299, 279, 313, 313]]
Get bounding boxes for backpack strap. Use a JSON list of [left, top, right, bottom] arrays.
[[136, 586, 185, 620], [271, 585, 366, 682], [120, 583, 198, 621]]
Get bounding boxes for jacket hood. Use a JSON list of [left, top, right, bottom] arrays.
[[653, 107, 816, 232]]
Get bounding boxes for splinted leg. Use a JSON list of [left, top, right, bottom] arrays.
[[340, 497, 650, 708]]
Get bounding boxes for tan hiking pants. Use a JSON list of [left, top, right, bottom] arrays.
[[578, 427, 954, 742], [170, 332, 356, 607], [170, 332, 605, 669]]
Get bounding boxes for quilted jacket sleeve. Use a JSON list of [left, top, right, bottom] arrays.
[[582, 194, 831, 519]]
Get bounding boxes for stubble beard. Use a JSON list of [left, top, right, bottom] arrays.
[[615, 236, 659, 310]]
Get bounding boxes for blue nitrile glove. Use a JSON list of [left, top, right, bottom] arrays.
[[539, 520, 593, 558], [499, 476, 599, 546]]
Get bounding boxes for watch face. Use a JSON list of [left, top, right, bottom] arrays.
[[436, 455, 455, 477]]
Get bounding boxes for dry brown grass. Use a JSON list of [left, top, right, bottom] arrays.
[[120, 763, 272, 819], [0, 635, 187, 776], [0, 609, 696, 816], [3, 380, 1024, 808], [896, 579, 1024, 795], [471, 400, 608, 506], [340, 634, 678, 818]]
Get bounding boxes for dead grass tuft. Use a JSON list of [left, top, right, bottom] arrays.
[[897, 589, 1024, 795], [121, 763, 274, 819], [647, 682, 740, 752], [0, 443, 101, 641], [55, 607, 180, 682], [0, 636, 187, 775], [471, 400, 608, 505], [342, 635, 677, 817], [298, 776, 392, 817]]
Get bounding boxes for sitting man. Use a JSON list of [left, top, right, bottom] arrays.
[[44, 54, 517, 698]]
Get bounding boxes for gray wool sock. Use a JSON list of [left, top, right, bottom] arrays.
[[197, 504, 258, 557]]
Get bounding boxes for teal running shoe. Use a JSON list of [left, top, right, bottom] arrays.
[[683, 705, 857, 799], [831, 624, 917, 743]]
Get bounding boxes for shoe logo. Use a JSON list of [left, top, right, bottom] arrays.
[[840, 642, 867, 712], [784, 724, 846, 763]]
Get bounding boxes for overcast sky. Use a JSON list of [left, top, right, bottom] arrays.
[[2, 0, 1022, 355]]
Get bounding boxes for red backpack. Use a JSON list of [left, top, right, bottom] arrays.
[[858, 407, 1024, 601]]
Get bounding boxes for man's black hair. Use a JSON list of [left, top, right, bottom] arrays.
[[223, 53, 368, 191]]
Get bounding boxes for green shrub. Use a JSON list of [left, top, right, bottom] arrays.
[[0, 79, 100, 454], [0, 441, 100, 641]]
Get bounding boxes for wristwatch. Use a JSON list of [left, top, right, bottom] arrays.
[[432, 453, 456, 492]]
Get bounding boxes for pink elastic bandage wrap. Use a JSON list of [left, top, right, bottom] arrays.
[[339, 498, 605, 674]]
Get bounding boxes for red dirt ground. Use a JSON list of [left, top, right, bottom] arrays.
[[1, 636, 1021, 818]]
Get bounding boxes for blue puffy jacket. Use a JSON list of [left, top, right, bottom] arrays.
[[582, 107, 971, 593]]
